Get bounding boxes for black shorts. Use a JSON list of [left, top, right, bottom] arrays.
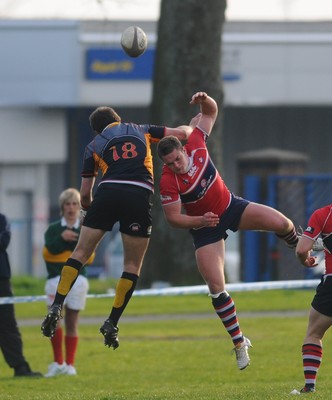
[[189, 193, 250, 250], [311, 275, 332, 317], [83, 183, 153, 238]]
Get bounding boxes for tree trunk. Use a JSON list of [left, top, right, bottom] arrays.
[[140, 0, 226, 287]]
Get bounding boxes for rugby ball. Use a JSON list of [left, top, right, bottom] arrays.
[[121, 26, 148, 58]]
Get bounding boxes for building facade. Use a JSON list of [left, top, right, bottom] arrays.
[[0, 19, 332, 276]]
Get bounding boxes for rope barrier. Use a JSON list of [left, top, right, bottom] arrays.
[[0, 279, 320, 305]]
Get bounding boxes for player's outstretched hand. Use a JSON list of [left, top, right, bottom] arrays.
[[190, 92, 208, 105], [303, 256, 318, 268]]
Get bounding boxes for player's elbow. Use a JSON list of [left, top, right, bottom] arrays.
[[177, 128, 191, 141], [164, 217, 177, 228], [80, 193, 90, 208], [163, 214, 179, 228], [168, 220, 179, 228], [165, 126, 191, 141]]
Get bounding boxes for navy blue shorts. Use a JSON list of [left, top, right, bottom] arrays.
[[311, 275, 332, 317], [83, 183, 152, 238], [189, 194, 250, 249]]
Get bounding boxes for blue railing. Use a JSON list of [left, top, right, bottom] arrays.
[[242, 174, 332, 282]]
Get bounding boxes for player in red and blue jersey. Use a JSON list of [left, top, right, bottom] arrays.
[[41, 105, 198, 349], [158, 92, 301, 370], [294, 205, 332, 394]]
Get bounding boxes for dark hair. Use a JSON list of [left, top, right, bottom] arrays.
[[89, 107, 121, 134], [157, 136, 183, 159]]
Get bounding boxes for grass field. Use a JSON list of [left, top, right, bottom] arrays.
[[1, 281, 331, 399]]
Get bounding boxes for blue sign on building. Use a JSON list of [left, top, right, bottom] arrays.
[[86, 48, 155, 80]]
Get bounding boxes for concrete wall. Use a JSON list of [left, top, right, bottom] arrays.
[[0, 107, 66, 276]]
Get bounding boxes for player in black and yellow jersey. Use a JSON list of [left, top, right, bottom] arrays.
[[41, 105, 200, 349]]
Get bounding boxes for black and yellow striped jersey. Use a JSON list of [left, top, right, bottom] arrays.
[[82, 122, 165, 191]]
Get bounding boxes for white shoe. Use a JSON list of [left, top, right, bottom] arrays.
[[44, 362, 67, 377], [65, 365, 77, 376], [233, 337, 252, 370], [289, 387, 315, 395]]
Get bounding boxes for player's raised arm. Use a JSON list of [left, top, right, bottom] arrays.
[[190, 92, 218, 135], [164, 113, 202, 141]]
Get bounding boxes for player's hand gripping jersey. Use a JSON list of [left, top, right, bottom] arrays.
[[302, 205, 332, 273], [160, 127, 231, 217], [82, 122, 165, 191]]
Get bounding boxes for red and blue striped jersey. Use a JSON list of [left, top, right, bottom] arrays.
[[160, 127, 231, 217]]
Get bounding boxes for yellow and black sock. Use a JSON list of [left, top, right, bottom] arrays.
[[54, 258, 82, 305], [109, 272, 138, 325]]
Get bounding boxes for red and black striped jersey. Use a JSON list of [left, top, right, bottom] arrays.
[[82, 122, 165, 192]]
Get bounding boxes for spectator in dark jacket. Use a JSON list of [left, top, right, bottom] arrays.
[[0, 212, 42, 377]]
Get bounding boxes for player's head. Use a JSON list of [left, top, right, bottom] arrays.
[[58, 188, 80, 217], [157, 136, 189, 175], [157, 136, 183, 158], [89, 107, 121, 134]]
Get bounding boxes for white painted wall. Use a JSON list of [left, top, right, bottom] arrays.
[[0, 108, 67, 162], [0, 107, 66, 276], [0, 164, 49, 276], [222, 33, 332, 105], [0, 20, 79, 106]]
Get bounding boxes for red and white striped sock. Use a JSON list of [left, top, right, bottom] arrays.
[[302, 343, 322, 389], [276, 225, 298, 248], [211, 291, 243, 346]]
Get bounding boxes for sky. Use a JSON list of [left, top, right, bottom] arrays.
[[0, 0, 332, 21]]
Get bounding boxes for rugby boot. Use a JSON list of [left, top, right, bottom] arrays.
[[41, 303, 62, 338], [99, 319, 119, 350], [233, 336, 252, 370]]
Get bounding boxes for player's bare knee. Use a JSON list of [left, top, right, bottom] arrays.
[[279, 217, 294, 234]]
